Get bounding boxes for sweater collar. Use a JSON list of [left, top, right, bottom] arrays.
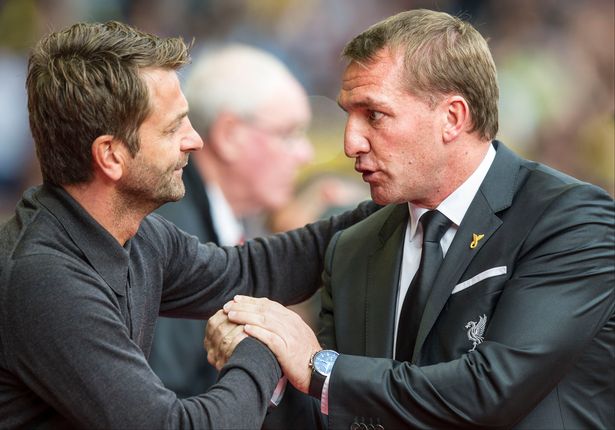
[[36, 183, 130, 296]]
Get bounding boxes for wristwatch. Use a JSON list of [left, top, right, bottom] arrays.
[[308, 349, 339, 399]]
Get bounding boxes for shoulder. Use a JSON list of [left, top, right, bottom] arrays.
[[1, 191, 83, 275], [339, 203, 405, 241], [135, 214, 205, 280], [325, 203, 406, 266], [505, 160, 614, 262], [517, 160, 613, 220], [1, 252, 120, 368], [138, 213, 200, 251], [4, 252, 114, 315]]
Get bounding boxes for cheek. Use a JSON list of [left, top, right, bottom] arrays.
[[263, 158, 295, 191]]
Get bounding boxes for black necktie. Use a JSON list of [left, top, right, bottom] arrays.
[[395, 210, 452, 362]]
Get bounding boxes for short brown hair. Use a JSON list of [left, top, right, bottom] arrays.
[[27, 21, 190, 185], [342, 9, 499, 140]]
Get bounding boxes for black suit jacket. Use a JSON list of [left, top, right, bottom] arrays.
[[149, 161, 220, 397], [266, 141, 614, 430], [320, 141, 614, 429]]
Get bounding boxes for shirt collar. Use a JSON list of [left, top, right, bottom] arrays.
[[408, 143, 496, 240], [206, 183, 244, 246], [36, 183, 130, 295]]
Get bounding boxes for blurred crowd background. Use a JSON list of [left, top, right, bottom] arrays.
[[0, 0, 613, 223]]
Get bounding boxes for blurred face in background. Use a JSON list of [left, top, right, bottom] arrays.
[[235, 78, 313, 213]]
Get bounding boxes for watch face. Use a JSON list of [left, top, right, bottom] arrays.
[[314, 350, 339, 376]]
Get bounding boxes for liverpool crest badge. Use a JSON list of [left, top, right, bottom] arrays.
[[465, 314, 487, 352]]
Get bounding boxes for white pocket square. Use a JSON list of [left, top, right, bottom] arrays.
[[452, 266, 507, 294]]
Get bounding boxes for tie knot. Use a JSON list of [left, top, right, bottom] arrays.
[[420, 210, 451, 243]]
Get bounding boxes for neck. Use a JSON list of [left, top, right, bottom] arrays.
[[64, 181, 146, 246], [414, 138, 491, 209]]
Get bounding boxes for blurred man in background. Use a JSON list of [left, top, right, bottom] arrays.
[[149, 44, 314, 397]]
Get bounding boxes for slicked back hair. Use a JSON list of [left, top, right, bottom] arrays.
[[342, 9, 499, 140], [27, 21, 191, 185]]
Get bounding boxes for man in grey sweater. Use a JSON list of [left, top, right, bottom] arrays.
[[0, 21, 376, 429]]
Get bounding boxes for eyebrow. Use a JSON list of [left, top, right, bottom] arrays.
[[337, 96, 390, 112], [174, 110, 189, 123], [166, 110, 189, 128]]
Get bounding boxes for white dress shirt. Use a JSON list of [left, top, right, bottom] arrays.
[[206, 183, 244, 246], [393, 144, 496, 355]]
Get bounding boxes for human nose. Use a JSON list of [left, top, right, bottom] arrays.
[[343, 117, 369, 158], [292, 136, 314, 166], [181, 119, 204, 152]]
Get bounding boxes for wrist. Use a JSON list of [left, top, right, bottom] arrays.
[[308, 349, 339, 399]]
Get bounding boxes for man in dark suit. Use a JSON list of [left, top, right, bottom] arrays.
[[149, 44, 313, 398], [217, 9, 615, 429]]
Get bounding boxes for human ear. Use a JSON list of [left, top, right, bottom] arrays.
[[442, 96, 470, 143], [208, 112, 245, 162], [91, 135, 128, 181]]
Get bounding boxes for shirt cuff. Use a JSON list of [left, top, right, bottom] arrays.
[[269, 376, 287, 407], [320, 374, 331, 415]]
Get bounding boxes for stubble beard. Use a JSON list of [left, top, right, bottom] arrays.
[[117, 159, 186, 214]]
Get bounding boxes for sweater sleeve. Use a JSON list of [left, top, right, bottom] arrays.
[[5, 254, 281, 429], [154, 200, 380, 318]]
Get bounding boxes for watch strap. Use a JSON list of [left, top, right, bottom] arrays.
[[309, 364, 327, 399]]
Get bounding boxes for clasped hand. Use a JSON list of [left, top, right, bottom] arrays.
[[203, 295, 321, 393], [203, 309, 247, 370]]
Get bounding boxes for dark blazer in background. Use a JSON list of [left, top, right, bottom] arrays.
[[149, 160, 220, 397]]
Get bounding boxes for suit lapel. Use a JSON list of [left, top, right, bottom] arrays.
[[365, 204, 408, 358], [411, 141, 522, 363], [411, 193, 501, 362]]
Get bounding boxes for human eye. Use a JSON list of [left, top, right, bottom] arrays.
[[163, 122, 179, 135], [367, 110, 384, 123], [165, 113, 189, 135]]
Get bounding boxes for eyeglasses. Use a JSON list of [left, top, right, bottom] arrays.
[[240, 117, 308, 148]]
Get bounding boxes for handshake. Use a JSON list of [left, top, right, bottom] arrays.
[[204, 296, 322, 394]]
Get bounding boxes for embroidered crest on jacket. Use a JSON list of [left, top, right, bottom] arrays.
[[465, 314, 487, 351]]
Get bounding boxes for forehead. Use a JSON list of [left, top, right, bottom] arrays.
[[338, 48, 406, 106], [254, 77, 311, 125], [140, 68, 187, 120]]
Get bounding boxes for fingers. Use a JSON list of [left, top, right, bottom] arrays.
[[225, 296, 322, 394], [211, 324, 247, 370], [203, 309, 247, 370], [204, 309, 228, 351], [225, 296, 298, 333], [224, 296, 283, 316], [204, 309, 237, 352], [243, 324, 285, 355]]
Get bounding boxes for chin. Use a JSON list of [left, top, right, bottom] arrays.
[[370, 191, 406, 206], [265, 190, 293, 211], [160, 185, 186, 203], [167, 193, 184, 203], [370, 189, 392, 205]]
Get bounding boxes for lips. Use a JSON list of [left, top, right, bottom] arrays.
[[175, 157, 189, 171], [355, 163, 377, 182]]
